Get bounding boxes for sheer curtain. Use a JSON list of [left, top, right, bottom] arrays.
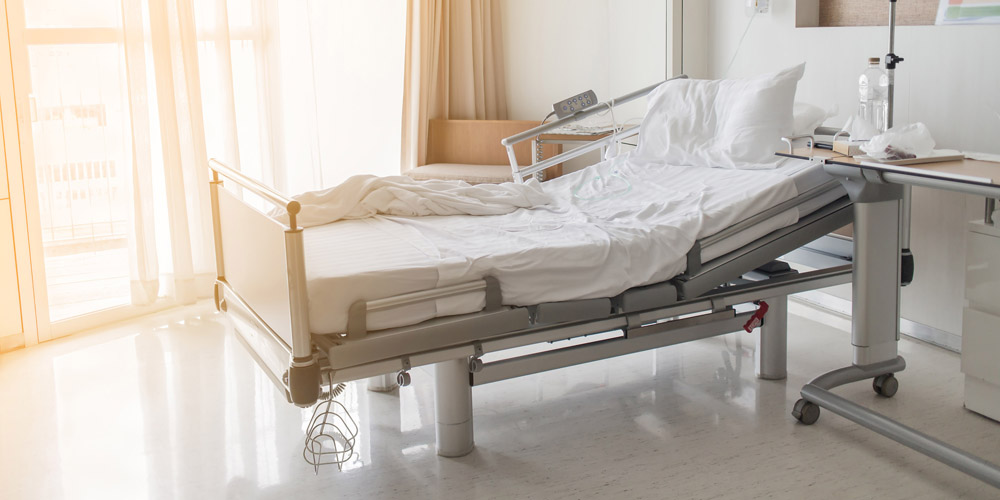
[[121, 0, 214, 305], [118, 0, 407, 306], [400, 0, 508, 171]]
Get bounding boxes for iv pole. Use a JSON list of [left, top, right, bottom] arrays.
[[886, 0, 915, 285], [885, 0, 904, 129]]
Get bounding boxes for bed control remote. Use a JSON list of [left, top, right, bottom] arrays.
[[552, 90, 598, 119]]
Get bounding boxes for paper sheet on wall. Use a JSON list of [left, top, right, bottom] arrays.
[[937, 0, 1000, 24]]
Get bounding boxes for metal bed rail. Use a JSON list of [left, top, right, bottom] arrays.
[[685, 181, 847, 277], [501, 75, 688, 183], [511, 127, 641, 181], [700, 180, 841, 249], [209, 158, 320, 406], [208, 158, 503, 406], [209, 159, 301, 229]]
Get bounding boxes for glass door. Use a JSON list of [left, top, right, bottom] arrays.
[[10, 0, 134, 329]]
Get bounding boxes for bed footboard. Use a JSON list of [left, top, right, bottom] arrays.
[[209, 159, 320, 407]]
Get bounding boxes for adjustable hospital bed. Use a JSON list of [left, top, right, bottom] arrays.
[[208, 75, 856, 460]]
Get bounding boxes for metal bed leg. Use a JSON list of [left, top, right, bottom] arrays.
[[367, 374, 398, 393], [435, 358, 474, 457], [755, 295, 787, 380]]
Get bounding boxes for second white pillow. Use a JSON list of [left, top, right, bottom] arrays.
[[632, 63, 805, 169]]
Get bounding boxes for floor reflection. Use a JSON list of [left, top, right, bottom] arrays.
[[4, 302, 998, 499]]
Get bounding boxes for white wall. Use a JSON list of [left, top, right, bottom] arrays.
[[703, 0, 1000, 338], [705, 0, 1000, 153], [501, 0, 667, 127]]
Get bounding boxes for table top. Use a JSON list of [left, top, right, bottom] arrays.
[[539, 124, 638, 142], [781, 148, 1000, 188]]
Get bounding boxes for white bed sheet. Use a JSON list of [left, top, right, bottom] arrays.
[[303, 156, 841, 335]]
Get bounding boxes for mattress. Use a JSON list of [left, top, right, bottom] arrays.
[[302, 156, 844, 335]]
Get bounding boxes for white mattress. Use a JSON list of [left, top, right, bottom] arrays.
[[303, 156, 843, 334]]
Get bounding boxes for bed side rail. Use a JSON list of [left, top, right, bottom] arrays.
[[677, 196, 854, 299], [685, 180, 844, 276], [209, 159, 320, 407], [501, 75, 689, 183]]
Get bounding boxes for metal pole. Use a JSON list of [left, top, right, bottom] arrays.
[[887, 0, 895, 129], [886, 0, 902, 130], [756, 295, 787, 380], [435, 358, 474, 457], [801, 385, 1000, 489]]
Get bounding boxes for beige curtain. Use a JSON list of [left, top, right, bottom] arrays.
[[118, 0, 409, 307], [400, 0, 509, 171]]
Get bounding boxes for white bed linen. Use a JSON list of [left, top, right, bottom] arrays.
[[303, 156, 839, 335], [630, 64, 805, 170], [272, 174, 551, 228]]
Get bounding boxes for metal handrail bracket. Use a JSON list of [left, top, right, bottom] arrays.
[[209, 158, 302, 229], [503, 75, 689, 182]]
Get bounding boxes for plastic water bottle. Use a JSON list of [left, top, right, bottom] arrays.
[[858, 57, 889, 133]]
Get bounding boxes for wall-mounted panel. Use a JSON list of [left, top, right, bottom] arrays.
[[797, 0, 939, 27]]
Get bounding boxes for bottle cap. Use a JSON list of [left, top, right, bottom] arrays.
[[868, 57, 881, 65]]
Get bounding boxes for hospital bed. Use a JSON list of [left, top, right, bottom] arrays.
[[208, 75, 855, 459]]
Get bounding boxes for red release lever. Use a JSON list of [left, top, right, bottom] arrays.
[[743, 300, 769, 333]]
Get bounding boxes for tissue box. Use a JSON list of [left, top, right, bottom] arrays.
[[833, 140, 866, 157]]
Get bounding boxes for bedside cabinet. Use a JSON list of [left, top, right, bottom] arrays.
[[963, 220, 1000, 421]]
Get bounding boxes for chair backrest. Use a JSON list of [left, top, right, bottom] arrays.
[[425, 119, 555, 167]]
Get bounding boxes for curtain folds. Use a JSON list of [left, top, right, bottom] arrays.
[[118, 0, 408, 308], [401, 0, 508, 171], [121, 0, 230, 305]]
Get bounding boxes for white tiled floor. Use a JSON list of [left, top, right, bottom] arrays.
[[1, 300, 999, 499]]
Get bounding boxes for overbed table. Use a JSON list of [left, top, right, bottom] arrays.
[[779, 147, 1000, 488]]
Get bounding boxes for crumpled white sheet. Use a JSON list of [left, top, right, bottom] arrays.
[[272, 175, 552, 228], [303, 154, 806, 333]]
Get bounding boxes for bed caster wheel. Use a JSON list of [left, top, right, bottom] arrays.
[[468, 357, 484, 373], [396, 371, 411, 387], [792, 399, 820, 425], [873, 374, 898, 398]]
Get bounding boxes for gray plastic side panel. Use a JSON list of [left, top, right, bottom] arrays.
[[534, 298, 612, 324], [676, 199, 853, 299], [327, 307, 530, 370], [620, 282, 679, 313]]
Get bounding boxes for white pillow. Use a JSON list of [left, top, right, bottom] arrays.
[[632, 63, 805, 169], [793, 101, 834, 136]]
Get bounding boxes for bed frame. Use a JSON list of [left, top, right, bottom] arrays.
[[207, 76, 854, 458]]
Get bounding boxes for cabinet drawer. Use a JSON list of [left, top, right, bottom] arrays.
[[962, 308, 1000, 386], [966, 227, 1000, 317], [0, 199, 22, 337]]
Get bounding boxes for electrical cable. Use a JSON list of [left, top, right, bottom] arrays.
[[571, 99, 632, 202], [532, 111, 559, 181], [723, 9, 758, 78]]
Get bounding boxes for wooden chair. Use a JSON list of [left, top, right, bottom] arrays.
[[405, 119, 561, 184]]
